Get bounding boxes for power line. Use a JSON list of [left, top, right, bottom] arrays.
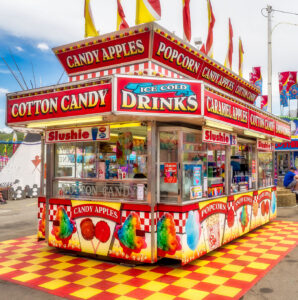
[[1, 56, 25, 91], [273, 9, 298, 17], [9, 49, 29, 90]]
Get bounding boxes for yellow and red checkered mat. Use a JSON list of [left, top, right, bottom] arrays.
[[0, 221, 297, 300]]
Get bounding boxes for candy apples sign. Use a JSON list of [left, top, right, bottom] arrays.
[[45, 126, 110, 144], [203, 128, 237, 145], [7, 83, 112, 125], [54, 31, 150, 76], [115, 76, 201, 115]]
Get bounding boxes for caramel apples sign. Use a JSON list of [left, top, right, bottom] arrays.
[[115, 76, 201, 115]]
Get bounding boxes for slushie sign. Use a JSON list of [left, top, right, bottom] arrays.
[[45, 125, 110, 143], [203, 128, 237, 145]]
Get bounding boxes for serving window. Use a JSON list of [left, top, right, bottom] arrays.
[[182, 131, 207, 200], [230, 141, 256, 193], [158, 127, 207, 203], [53, 123, 148, 202], [258, 151, 273, 188], [207, 144, 226, 197]]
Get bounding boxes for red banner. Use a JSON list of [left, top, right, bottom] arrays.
[[201, 64, 236, 93], [199, 201, 227, 221], [234, 195, 253, 211], [249, 111, 275, 136], [152, 32, 258, 103], [152, 33, 202, 78], [204, 90, 290, 140], [258, 191, 271, 204], [53, 25, 258, 104], [116, 76, 201, 115], [204, 90, 248, 128], [275, 120, 291, 140], [55, 31, 150, 76], [72, 204, 120, 223], [6, 83, 112, 124]]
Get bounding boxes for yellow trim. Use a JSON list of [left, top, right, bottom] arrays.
[[110, 122, 142, 128], [244, 130, 265, 139], [27, 116, 103, 128], [205, 120, 233, 132]]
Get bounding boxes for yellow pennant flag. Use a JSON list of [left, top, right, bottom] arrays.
[[136, 0, 161, 25], [239, 37, 244, 77], [85, 0, 99, 38]]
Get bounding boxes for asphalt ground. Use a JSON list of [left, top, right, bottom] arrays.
[[0, 198, 297, 300]]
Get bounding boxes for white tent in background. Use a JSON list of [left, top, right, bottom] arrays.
[[0, 133, 41, 199]]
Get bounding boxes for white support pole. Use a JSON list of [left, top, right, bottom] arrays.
[[267, 5, 273, 113]]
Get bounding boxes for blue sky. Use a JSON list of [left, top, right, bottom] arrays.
[[0, 31, 67, 130], [1, 0, 298, 131]]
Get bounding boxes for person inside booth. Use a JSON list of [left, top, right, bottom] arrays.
[[284, 167, 298, 192]]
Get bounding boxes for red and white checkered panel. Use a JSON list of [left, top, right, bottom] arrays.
[[157, 211, 189, 234], [69, 62, 184, 82], [37, 202, 72, 221], [37, 201, 45, 219], [150, 62, 184, 79], [121, 210, 155, 232]]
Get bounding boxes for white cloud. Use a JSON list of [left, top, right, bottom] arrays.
[[0, 69, 10, 74], [37, 43, 49, 51], [15, 46, 24, 52], [0, 127, 13, 134], [0, 88, 9, 94]]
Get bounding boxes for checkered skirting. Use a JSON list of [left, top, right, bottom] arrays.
[[38, 201, 72, 221], [121, 210, 156, 232], [157, 211, 188, 234]]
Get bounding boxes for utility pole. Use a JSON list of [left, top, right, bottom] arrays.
[[267, 5, 273, 113]]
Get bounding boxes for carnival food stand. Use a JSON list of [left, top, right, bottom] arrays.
[[6, 23, 290, 265]]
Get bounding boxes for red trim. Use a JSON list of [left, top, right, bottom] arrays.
[[157, 203, 198, 213], [49, 198, 72, 206], [38, 197, 46, 203], [272, 186, 276, 191], [122, 203, 151, 212], [210, 183, 224, 188], [228, 195, 234, 201]]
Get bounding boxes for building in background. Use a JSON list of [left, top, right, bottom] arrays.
[[275, 117, 298, 185]]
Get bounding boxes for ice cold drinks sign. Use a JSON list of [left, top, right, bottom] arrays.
[[116, 76, 201, 115]]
